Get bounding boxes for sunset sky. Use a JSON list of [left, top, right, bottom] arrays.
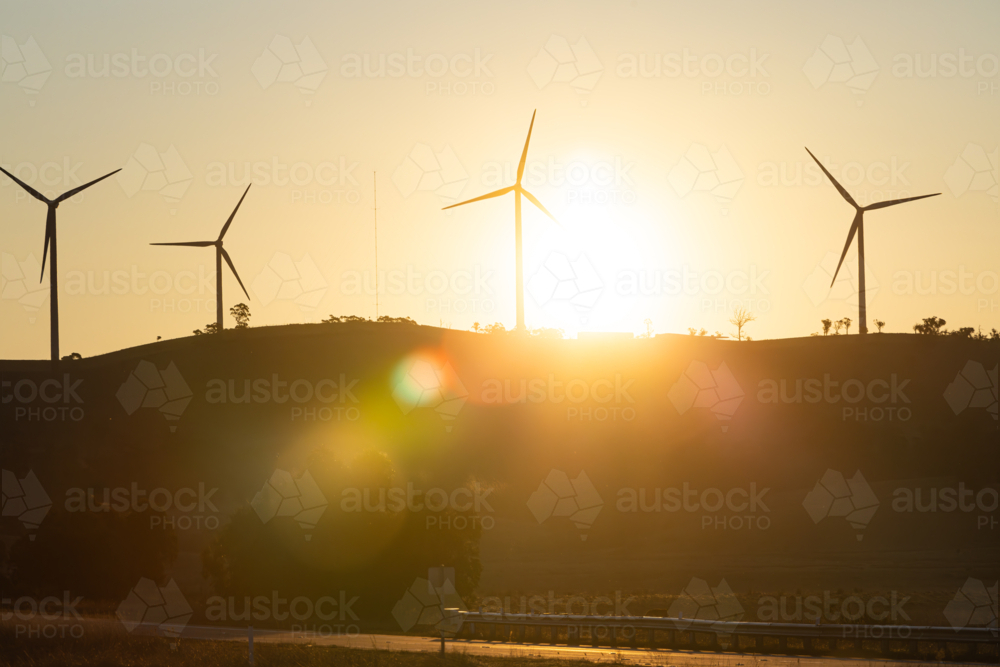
[[2, 0, 997, 358]]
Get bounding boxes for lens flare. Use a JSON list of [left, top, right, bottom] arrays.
[[390, 349, 469, 431]]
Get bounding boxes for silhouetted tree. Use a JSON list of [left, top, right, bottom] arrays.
[[483, 322, 506, 334], [873, 319, 886, 333], [841, 317, 852, 334], [230, 303, 251, 329], [194, 322, 219, 335], [322, 315, 369, 323], [833, 320, 844, 334], [821, 319, 832, 335], [377, 315, 417, 324], [729, 307, 756, 341], [950, 327, 975, 338], [470, 322, 481, 333], [913, 316, 947, 335], [60, 352, 82, 360]]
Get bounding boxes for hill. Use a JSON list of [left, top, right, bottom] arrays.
[[2, 324, 997, 628]]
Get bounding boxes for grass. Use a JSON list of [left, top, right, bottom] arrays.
[[0, 629, 603, 667]]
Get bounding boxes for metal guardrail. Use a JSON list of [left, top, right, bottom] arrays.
[[455, 610, 999, 659]]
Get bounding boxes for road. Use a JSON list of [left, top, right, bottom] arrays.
[[3, 617, 974, 666], [183, 624, 968, 666]]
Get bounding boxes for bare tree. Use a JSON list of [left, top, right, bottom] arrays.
[[873, 319, 885, 333], [729, 307, 757, 341]]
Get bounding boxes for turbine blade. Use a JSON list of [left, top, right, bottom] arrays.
[[441, 186, 515, 210], [40, 208, 55, 282], [516, 110, 537, 185], [55, 169, 122, 203], [218, 184, 251, 240], [830, 210, 862, 288], [521, 188, 559, 225], [221, 247, 250, 300], [863, 192, 941, 211], [150, 241, 216, 247], [805, 148, 858, 209], [0, 165, 49, 203]]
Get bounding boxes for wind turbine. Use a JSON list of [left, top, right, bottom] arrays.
[[806, 148, 940, 334], [443, 110, 558, 331], [0, 165, 121, 362], [151, 185, 252, 332]]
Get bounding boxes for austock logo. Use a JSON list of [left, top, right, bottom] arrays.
[[943, 578, 998, 630], [527, 252, 604, 324], [64, 483, 220, 530], [668, 361, 744, 432], [527, 35, 603, 99], [117, 143, 193, 203], [392, 357, 468, 431], [1, 592, 84, 639], [392, 576, 466, 633], [615, 47, 771, 98], [479, 590, 637, 617], [802, 35, 879, 104], [891, 482, 998, 530], [669, 578, 744, 632], [3, 374, 85, 422], [668, 144, 743, 208], [802, 469, 879, 541], [251, 252, 329, 317], [204, 591, 360, 634], [803, 251, 879, 308], [205, 373, 361, 422], [63, 46, 220, 96], [527, 469, 603, 540], [252, 35, 327, 95], [756, 591, 911, 624], [0, 35, 51, 100], [944, 360, 998, 422], [480, 374, 636, 422], [251, 469, 328, 540], [1, 252, 48, 323], [116, 578, 192, 637], [339, 482, 494, 531], [1, 469, 52, 539], [944, 144, 998, 201], [392, 144, 468, 205], [757, 373, 912, 422], [116, 360, 193, 431], [616, 483, 771, 531]]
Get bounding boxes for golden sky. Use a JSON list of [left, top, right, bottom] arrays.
[[1, 0, 997, 358]]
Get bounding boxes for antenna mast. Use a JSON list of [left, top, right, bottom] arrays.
[[374, 171, 379, 321]]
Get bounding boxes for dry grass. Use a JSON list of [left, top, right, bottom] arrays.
[[0, 629, 596, 667]]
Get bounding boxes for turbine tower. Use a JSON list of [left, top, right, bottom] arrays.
[[806, 148, 940, 334], [443, 110, 558, 331], [0, 165, 121, 362], [151, 185, 252, 332]]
